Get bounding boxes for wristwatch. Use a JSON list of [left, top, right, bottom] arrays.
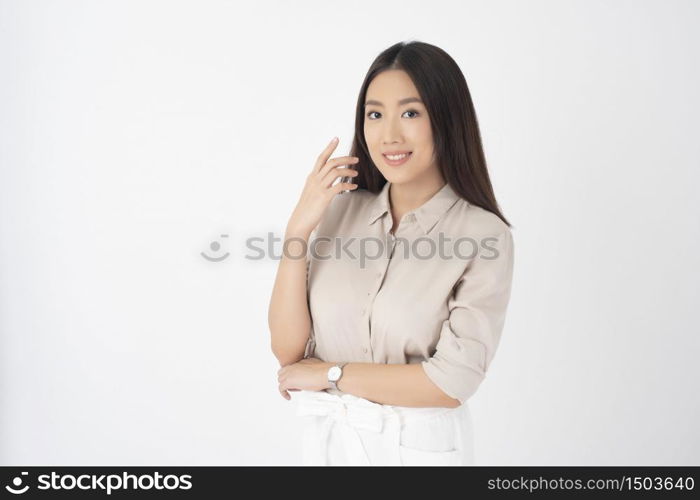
[[327, 362, 348, 391]]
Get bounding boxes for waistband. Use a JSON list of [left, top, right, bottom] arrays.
[[293, 389, 466, 465], [298, 389, 459, 421]]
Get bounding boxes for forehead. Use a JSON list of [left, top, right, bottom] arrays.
[[365, 69, 421, 105]]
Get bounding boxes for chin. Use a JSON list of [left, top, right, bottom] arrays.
[[381, 169, 419, 184]]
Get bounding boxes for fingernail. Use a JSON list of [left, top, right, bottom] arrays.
[[331, 136, 338, 143]]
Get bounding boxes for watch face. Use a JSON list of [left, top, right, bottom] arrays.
[[328, 366, 341, 381]]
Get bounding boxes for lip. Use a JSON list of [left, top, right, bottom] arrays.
[[382, 151, 412, 166]]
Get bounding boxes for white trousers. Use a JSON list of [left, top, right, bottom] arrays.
[[293, 389, 475, 466]]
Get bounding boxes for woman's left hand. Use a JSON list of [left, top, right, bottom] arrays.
[[277, 357, 331, 400]]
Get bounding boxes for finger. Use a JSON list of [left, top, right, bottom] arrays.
[[278, 386, 290, 400], [318, 156, 359, 179], [332, 182, 359, 194], [279, 382, 293, 400], [312, 137, 339, 174], [321, 167, 358, 188]]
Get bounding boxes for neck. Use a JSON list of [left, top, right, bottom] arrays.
[[389, 171, 446, 215]]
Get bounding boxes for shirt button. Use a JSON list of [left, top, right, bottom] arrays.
[[362, 347, 368, 353]]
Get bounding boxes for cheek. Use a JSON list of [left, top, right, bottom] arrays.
[[364, 124, 379, 143], [415, 133, 435, 161], [364, 129, 382, 157], [409, 121, 433, 143]]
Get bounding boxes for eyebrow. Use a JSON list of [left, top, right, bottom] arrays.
[[364, 97, 423, 107]]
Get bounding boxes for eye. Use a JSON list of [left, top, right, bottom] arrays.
[[365, 109, 421, 120]]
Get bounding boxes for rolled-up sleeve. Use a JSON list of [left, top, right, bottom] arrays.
[[421, 228, 515, 405]]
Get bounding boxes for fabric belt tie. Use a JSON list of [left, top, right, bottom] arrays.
[[294, 389, 402, 465]]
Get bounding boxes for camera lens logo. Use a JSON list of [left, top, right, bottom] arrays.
[[5, 472, 29, 494], [201, 234, 230, 262]]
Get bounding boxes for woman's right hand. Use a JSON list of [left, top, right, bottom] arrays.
[[287, 137, 359, 236]]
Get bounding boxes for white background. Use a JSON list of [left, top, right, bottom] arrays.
[[1, 0, 698, 465]]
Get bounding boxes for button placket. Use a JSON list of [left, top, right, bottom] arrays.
[[363, 230, 397, 360]]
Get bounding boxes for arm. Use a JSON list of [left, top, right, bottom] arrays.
[[420, 229, 515, 405], [325, 362, 461, 408], [268, 225, 314, 367], [267, 137, 359, 368]]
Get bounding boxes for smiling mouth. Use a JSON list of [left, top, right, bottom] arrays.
[[382, 152, 413, 165]]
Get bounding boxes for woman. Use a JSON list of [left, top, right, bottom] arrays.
[[268, 40, 515, 466]]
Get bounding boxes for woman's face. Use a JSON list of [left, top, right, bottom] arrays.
[[363, 69, 439, 185]]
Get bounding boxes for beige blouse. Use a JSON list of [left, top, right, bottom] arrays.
[[302, 180, 514, 405]]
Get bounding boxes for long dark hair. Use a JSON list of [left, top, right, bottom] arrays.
[[349, 40, 512, 228]]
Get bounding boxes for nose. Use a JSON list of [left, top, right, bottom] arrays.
[[382, 114, 403, 145]]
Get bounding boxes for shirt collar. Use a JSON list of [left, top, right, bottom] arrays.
[[367, 181, 462, 234]]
